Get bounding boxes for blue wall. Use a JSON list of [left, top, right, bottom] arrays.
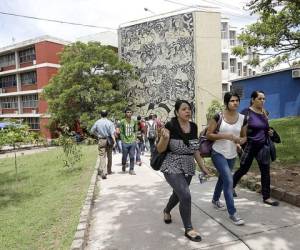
[[232, 69, 300, 119]]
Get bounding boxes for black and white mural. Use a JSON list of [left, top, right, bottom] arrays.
[[119, 13, 195, 121]]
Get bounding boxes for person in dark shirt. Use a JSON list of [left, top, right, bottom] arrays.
[[233, 90, 279, 206], [157, 100, 210, 242]]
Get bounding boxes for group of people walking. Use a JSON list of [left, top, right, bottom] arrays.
[[157, 90, 279, 242], [90, 107, 161, 178], [91, 89, 279, 242]]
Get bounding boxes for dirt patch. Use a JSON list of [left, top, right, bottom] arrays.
[[248, 164, 300, 194]]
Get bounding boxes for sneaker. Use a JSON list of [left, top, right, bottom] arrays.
[[229, 214, 245, 226], [122, 165, 126, 172], [129, 170, 136, 175], [101, 174, 107, 179], [136, 161, 142, 166], [212, 200, 226, 211], [233, 189, 238, 197]]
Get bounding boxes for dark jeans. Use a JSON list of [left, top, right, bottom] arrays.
[[148, 138, 156, 156], [233, 143, 271, 200], [122, 142, 136, 170], [211, 150, 236, 216], [135, 141, 143, 162], [164, 173, 193, 230]]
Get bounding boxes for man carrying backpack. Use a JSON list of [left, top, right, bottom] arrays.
[[147, 114, 157, 157]]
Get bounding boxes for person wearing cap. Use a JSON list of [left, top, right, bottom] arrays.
[[90, 110, 116, 179], [119, 107, 138, 175]]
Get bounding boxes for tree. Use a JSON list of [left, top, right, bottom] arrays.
[[0, 121, 35, 180], [43, 42, 134, 131], [232, 0, 300, 71]]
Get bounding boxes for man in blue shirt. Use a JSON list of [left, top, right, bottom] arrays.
[[90, 110, 116, 179]]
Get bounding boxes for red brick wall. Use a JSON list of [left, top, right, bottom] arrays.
[[36, 67, 58, 88], [20, 62, 33, 68], [3, 86, 17, 93], [2, 65, 16, 71], [35, 41, 64, 64], [40, 117, 51, 139], [21, 85, 38, 91], [23, 107, 39, 113]]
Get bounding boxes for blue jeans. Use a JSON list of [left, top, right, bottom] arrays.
[[211, 149, 236, 216], [122, 142, 136, 170], [135, 141, 143, 162]]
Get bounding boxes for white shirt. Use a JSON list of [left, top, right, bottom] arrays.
[[212, 113, 245, 159]]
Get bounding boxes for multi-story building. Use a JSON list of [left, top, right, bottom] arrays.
[[0, 36, 68, 139], [221, 17, 260, 95]]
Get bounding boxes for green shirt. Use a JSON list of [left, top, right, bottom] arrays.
[[119, 119, 137, 144]]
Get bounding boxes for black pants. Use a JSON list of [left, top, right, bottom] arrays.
[[164, 173, 193, 230], [148, 138, 156, 157], [233, 143, 271, 200]]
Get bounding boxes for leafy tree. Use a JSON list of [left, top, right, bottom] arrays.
[[0, 121, 35, 180], [206, 100, 224, 122], [232, 0, 300, 71], [43, 42, 134, 132]]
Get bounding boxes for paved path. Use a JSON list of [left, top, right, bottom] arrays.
[[86, 153, 300, 250]]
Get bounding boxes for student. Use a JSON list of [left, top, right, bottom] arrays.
[[119, 107, 138, 175], [157, 100, 210, 242], [206, 92, 247, 225], [90, 110, 116, 179], [233, 90, 279, 206]]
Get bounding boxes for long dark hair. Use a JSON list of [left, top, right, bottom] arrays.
[[171, 100, 192, 146]]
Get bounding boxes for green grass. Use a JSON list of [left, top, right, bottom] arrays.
[[0, 145, 98, 250], [269, 116, 300, 164]]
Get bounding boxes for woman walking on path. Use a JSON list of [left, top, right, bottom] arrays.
[[233, 90, 279, 206], [206, 92, 247, 225], [157, 100, 210, 242]]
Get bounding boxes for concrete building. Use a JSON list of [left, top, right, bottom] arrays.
[[0, 35, 68, 139], [119, 10, 222, 128], [221, 17, 260, 95], [231, 67, 300, 119]]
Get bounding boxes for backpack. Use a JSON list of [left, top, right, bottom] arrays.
[[148, 122, 156, 139]]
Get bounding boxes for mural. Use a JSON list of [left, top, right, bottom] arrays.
[[119, 13, 195, 121]]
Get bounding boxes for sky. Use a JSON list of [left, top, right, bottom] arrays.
[[0, 0, 258, 47]]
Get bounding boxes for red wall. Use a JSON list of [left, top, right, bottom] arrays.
[[40, 117, 51, 139], [36, 67, 58, 88], [35, 41, 64, 64]]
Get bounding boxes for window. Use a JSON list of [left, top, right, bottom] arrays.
[[253, 71, 256, 75], [222, 83, 228, 92], [229, 31, 236, 46], [0, 96, 18, 109], [231, 85, 244, 99], [248, 69, 252, 76], [221, 22, 228, 39], [0, 53, 15, 67], [19, 47, 36, 63], [21, 71, 37, 85], [221, 53, 228, 70], [243, 66, 247, 76], [23, 117, 40, 130], [237, 62, 242, 76], [22, 94, 38, 108], [0, 75, 17, 88], [230, 58, 236, 73]]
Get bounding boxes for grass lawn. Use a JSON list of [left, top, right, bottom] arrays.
[[269, 116, 300, 164], [0, 145, 98, 250]]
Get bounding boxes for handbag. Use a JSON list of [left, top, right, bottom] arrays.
[[269, 127, 281, 143], [199, 113, 222, 157], [150, 148, 167, 171]]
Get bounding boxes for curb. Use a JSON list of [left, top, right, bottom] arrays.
[[70, 157, 99, 250], [239, 175, 300, 207]]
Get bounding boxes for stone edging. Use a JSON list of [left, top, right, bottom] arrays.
[[70, 158, 99, 250], [238, 175, 300, 207]]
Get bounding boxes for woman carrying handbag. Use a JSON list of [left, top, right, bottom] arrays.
[[206, 92, 247, 225]]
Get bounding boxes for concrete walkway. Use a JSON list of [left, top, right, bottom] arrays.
[[86, 153, 300, 250]]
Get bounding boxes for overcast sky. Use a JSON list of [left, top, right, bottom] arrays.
[[0, 0, 257, 47]]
